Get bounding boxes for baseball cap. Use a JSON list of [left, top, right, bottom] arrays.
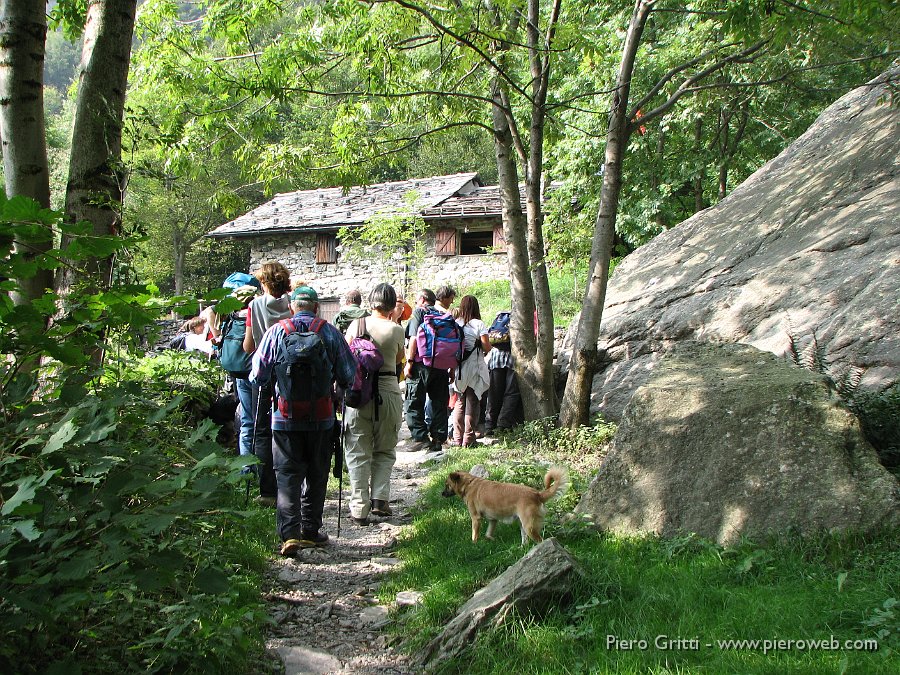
[[291, 285, 319, 302]]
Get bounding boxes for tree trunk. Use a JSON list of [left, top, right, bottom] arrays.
[[0, 1, 52, 304], [173, 241, 185, 297], [58, 0, 137, 295], [560, 0, 653, 428], [717, 104, 749, 201], [490, 76, 542, 417], [519, 0, 559, 419], [693, 117, 705, 213]]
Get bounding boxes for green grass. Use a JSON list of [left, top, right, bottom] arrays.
[[457, 264, 590, 329], [378, 431, 899, 674]]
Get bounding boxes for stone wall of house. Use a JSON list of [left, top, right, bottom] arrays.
[[249, 229, 509, 298]]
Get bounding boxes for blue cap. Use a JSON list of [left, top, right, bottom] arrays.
[[222, 272, 261, 290]]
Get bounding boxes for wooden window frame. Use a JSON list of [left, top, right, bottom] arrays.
[[316, 232, 337, 264]]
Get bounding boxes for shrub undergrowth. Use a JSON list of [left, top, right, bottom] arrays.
[[0, 195, 272, 672]]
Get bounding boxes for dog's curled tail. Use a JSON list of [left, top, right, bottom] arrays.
[[539, 466, 568, 503]]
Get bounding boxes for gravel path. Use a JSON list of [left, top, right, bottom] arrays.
[[261, 429, 443, 674]]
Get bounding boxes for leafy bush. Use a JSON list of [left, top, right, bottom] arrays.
[[0, 196, 269, 672], [506, 415, 617, 457], [851, 385, 900, 470]]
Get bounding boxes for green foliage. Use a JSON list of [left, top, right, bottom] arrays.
[[507, 416, 617, 457], [0, 198, 271, 672], [852, 386, 900, 470]]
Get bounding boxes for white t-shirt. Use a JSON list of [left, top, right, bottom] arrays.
[[457, 318, 487, 353], [184, 331, 213, 356]]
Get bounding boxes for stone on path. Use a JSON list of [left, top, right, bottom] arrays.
[[274, 644, 343, 675], [419, 538, 583, 668]]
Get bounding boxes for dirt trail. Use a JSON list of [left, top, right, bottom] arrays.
[[262, 430, 441, 674]]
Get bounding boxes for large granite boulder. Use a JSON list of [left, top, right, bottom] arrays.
[[560, 67, 900, 421], [575, 342, 900, 545]]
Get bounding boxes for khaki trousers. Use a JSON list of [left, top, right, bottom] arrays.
[[343, 382, 402, 519]]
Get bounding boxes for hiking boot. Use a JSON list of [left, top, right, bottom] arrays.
[[371, 499, 393, 517], [298, 531, 329, 547], [256, 495, 276, 508], [350, 515, 370, 526], [410, 439, 431, 452], [427, 440, 443, 453], [280, 539, 302, 557]]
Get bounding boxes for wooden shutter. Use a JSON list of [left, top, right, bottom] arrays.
[[316, 233, 337, 264], [435, 227, 457, 256], [492, 223, 507, 253]]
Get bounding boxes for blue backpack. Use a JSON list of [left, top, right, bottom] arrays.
[[488, 311, 511, 350], [416, 309, 463, 370], [219, 312, 251, 377], [273, 318, 334, 422]]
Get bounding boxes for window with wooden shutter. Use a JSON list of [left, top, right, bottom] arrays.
[[316, 233, 337, 264], [435, 227, 457, 256], [492, 224, 507, 253]]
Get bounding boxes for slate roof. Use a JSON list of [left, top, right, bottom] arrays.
[[421, 185, 506, 219], [208, 172, 484, 239]]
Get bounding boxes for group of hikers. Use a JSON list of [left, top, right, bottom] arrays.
[[180, 261, 522, 556]]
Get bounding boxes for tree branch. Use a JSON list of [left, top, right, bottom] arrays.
[[632, 40, 768, 130]]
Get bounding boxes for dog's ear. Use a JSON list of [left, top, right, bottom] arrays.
[[448, 472, 461, 483]]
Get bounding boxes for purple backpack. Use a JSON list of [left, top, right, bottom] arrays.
[[416, 310, 463, 370], [345, 318, 385, 409]]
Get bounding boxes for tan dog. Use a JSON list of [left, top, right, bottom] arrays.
[[441, 467, 567, 545]]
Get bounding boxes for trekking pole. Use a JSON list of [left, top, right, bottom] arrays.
[[333, 399, 345, 538]]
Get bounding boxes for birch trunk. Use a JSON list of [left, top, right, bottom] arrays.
[[0, 1, 52, 304], [58, 0, 136, 295], [560, 0, 654, 428]]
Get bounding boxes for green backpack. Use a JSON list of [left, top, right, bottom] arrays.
[[219, 312, 252, 377]]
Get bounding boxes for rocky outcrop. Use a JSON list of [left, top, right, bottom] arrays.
[[420, 538, 583, 668], [560, 67, 900, 421], [575, 342, 900, 545]]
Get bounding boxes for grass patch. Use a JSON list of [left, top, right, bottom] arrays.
[[379, 426, 899, 673], [457, 264, 590, 329]]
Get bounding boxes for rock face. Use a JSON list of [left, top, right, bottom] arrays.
[[560, 67, 900, 421], [420, 538, 583, 668], [575, 342, 900, 545]]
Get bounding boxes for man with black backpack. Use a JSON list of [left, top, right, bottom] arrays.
[[250, 285, 356, 556]]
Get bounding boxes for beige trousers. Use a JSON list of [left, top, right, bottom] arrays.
[[342, 383, 402, 519]]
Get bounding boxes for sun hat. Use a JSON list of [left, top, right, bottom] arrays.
[[291, 285, 319, 302], [232, 284, 258, 304]]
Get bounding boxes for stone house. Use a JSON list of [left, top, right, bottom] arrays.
[[207, 172, 511, 318]]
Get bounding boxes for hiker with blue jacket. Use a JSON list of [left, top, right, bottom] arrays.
[[250, 285, 356, 556], [403, 285, 459, 452], [343, 283, 405, 526]]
